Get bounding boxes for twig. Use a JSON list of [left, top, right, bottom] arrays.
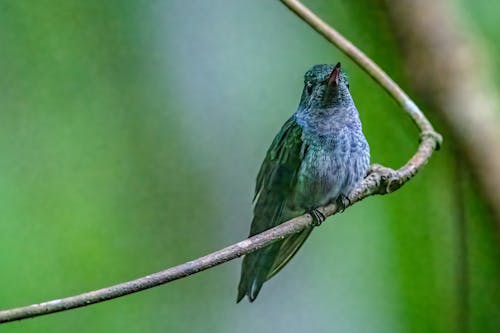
[[0, 0, 442, 324]]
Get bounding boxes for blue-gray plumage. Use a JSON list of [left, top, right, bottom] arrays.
[[237, 63, 370, 302]]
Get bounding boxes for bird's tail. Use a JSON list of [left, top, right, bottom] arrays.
[[237, 243, 278, 302], [237, 226, 313, 302]]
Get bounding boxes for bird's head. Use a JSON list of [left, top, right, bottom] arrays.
[[299, 63, 352, 110]]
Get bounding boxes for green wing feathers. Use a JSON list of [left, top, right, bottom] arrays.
[[266, 226, 313, 280], [237, 117, 310, 302]]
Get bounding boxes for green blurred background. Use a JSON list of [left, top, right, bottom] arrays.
[[1, 1, 499, 332]]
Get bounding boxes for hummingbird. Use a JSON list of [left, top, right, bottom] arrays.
[[237, 63, 370, 302]]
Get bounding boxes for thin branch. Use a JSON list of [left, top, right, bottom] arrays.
[[0, 0, 442, 324]]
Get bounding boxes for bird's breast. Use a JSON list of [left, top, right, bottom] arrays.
[[294, 128, 369, 210]]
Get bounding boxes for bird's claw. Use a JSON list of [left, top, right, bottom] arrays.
[[310, 209, 326, 226], [336, 194, 351, 212]]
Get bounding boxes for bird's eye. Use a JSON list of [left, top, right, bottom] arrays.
[[306, 83, 313, 94]]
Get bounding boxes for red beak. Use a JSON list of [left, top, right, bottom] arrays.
[[328, 62, 341, 86]]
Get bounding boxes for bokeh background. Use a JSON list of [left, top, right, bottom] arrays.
[[1, 1, 499, 332]]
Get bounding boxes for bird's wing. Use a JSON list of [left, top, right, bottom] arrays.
[[251, 116, 306, 234], [238, 116, 313, 302], [265, 226, 313, 280]]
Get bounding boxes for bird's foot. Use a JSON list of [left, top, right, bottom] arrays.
[[336, 194, 351, 213], [310, 208, 326, 226]]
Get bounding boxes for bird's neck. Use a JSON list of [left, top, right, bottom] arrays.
[[295, 104, 360, 138]]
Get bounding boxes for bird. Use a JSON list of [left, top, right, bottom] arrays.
[[237, 63, 370, 302]]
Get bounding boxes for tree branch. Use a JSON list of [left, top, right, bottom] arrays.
[[0, 0, 442, 324]]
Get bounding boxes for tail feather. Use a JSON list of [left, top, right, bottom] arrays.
[[236, 276, 263, 303], [237, 243, 279, 302], [237, 227, 313, 302]]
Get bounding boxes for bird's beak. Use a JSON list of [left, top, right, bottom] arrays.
[[327, 62, 341, 87]]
